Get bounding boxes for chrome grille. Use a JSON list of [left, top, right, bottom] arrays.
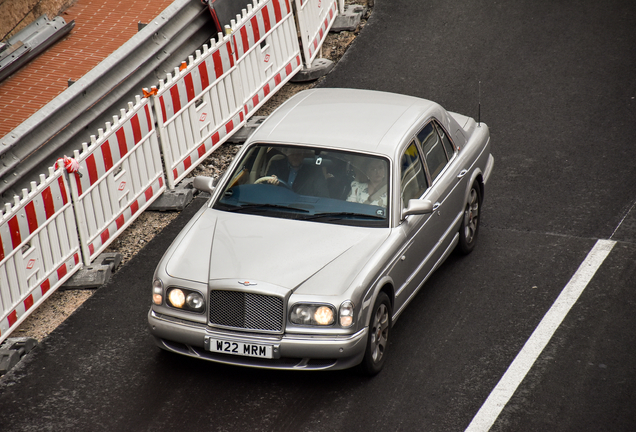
[[209, 290, 284, 332]]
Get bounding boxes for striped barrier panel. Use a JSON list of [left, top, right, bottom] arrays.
[[152, 34, 243, 189], [153, 0, 301, 190], [231, 0, 302, 117], [69, 96, 165, 264], [0, 167, 81, 344], [294, 0, 338, 68]]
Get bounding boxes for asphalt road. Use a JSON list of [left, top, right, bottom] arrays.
[[1, 0, 635, 431]]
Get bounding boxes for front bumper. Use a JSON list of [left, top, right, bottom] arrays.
[[148, 309, 368, 371]]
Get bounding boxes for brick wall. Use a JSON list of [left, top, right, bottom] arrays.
[[0, 0, 175, 138]]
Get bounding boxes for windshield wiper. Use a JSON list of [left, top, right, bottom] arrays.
[[224, 203, 310, 213], [305, 211, 386, 220]]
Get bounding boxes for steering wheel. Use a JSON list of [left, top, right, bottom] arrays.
[[254, 176, 291, 189]]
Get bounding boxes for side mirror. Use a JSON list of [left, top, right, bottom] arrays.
[[401, 199, 434, 219], [193, 176, 217, 193]]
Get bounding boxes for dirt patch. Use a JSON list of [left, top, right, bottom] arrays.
[[0, 0, 77, 41], [10, 0, 373, 342]]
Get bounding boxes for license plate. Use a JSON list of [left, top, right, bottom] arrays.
[[208, 338, 273, 359]]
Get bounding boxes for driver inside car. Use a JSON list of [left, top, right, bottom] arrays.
[[265, 148, 330, 197]]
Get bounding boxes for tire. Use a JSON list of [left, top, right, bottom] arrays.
[[457, 182, 482, 255], [359, 292, 391, 376]]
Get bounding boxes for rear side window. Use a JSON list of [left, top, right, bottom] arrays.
[[400, 141, 428, 207], [434, 123, 455, 160], [417, 122, 451, 182]]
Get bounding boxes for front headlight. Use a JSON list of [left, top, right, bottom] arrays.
[[166, 288, 205, 313], [186, 292, 204, 310], [168, 289, 185, 308], [290, 304, 335, 326]]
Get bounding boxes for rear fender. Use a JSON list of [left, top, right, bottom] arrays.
[[462, 124, 490, 203], [465, 169, 484, 206]]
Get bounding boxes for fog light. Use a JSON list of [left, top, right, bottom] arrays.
[[168, 289, 185, 308], [152, 279, 163, 305], [339, 301, 354, 328]]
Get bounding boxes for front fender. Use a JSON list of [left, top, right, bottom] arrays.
[[360, 275, 395, 328]]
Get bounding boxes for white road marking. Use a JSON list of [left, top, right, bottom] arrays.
[[610, 198, 636, 239], [465, 239, 616, 432]]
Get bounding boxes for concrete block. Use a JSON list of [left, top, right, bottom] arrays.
[[62, 264, 112, 289], [3, 337, 38, 352], [61, 252, 122, 290], [227, 116, 267, 144], [330, 4, 367, 33], [290, 58, 334, 82], [0, 349, 20, 375], [148, 178, 194, 211], [98, 252, 122, 270], [0, 337, 37, 375]]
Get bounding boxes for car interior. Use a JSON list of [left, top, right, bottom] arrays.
[[229, 144, 389, 204], [214, 144, 392, 226]]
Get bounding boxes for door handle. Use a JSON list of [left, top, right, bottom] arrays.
[[457, 169, 468, 179], [432, 202, 441, 211]]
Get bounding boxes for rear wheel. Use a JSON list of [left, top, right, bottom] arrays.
[[457, 183, 481, 255], [359, 292, 391, 376]]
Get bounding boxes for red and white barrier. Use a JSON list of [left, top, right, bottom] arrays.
[[0, 167, 81, 344], [153, 0, 301, 190], [231, 0, 302, 117], [0, 0, 346, 338], [294, 0, 338, 68], [69, 96, 165, 264], [153, 36, 243, 189]]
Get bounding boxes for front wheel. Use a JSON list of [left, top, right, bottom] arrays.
[[457, 183, 482, 255], [359, 292, 391, 376]]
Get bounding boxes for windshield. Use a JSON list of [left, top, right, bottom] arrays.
[[213, 144, 390, 227]]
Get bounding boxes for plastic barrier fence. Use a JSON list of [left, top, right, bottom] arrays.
[[152, 35, 242, 189], [69, 96, 165, 264], [230, 0, 302, 117], [153, 0, 301, 189], [0, 167, 81, 344], [294, 0, 338, 68], [0, 0, 342, 341]]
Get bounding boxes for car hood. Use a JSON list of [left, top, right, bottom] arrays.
[[165, 208, 389, 292]]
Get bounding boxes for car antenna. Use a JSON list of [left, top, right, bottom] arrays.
[[478, 80, 481, 126]]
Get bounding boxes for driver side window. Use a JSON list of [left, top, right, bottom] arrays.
[[400, 141, 428, 208]]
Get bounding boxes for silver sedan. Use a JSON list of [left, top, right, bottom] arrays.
[[147, 88, 494, 375]]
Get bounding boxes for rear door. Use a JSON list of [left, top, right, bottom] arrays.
[[419, 120, 466, 248]]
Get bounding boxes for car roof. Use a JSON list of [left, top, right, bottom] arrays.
[[249, 88, 443, 156]]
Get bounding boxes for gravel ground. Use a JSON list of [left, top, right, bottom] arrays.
[[10, 1, 372, 342]]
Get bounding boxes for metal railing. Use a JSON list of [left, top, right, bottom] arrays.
[[0, 0, 212, 202]]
